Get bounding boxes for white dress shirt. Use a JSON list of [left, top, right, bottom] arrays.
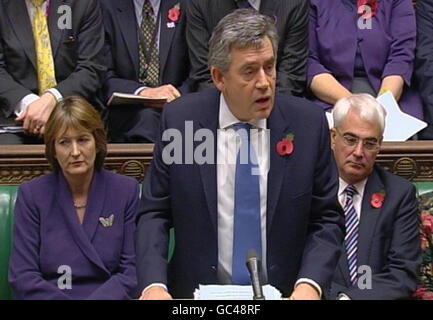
[[16, 0, 62, 117], [248, 0, 261, 11], [217, 93, 269, 284]]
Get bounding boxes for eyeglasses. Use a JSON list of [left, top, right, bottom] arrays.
[[335, 128, 380, 152]]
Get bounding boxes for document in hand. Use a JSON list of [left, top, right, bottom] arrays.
[[107, 92, 167, 108], [326, 92, 427, 141], [194, 284, 282, 300]]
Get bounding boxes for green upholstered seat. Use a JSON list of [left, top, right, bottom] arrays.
[[0, 186, 18, 300]]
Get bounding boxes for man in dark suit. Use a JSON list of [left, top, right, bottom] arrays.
[[329, 94, 421, 299], [0, 0, 106, 144], [186, 0, 308, 97], [101, 0, 191, 143], [135, 10, 344, 300], [415, 0, 433, 139]]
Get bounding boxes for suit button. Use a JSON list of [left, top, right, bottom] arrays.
[[211, 265, 217, 272]]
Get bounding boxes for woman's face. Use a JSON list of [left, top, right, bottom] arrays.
[[54, 126, 97, 178]]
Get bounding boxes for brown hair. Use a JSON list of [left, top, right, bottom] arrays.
[[44, 96, 107, 171]]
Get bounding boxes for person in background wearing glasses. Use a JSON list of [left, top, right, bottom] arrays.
[[329, 93, 421, 300]]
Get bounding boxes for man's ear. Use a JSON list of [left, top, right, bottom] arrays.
[[211, 66, 225, 92], [330, 128, 337, 149]]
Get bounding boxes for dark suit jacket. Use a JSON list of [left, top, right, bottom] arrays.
[[415, 0, 433, 138], [101, 0, 191, 102], [329, 165, 421, 300], [0, 0, 106, 115], [135, 88, 345, 298], [9, 169, 139, 300], [186, 0, 308, 96], [308, 0, 423, 120]]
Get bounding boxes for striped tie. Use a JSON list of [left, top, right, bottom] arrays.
[[344, 185, 359, 286]]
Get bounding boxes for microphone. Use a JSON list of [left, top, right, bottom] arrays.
[[246, 249, 265, 300]]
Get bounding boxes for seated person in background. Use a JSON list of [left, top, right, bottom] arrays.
[[101, 0, 192, 143], [308, 0, 423, 121], [136, 9, 344, 300], [186, 0, 309, 96], [9, 96, 138, 299], [329, 94, 421, 300], [415, 0, 433, 139], [0, 0, 106, 144]]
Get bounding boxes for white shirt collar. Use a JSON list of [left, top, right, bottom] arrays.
[[218, 93, 267, 130], [338, 177, 368, 199]]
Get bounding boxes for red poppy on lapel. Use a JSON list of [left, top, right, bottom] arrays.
[[168, 3, 181, 23], [276, 133, 294, 156], [371, 190, 385, 208], [357, 0, 379, 19]]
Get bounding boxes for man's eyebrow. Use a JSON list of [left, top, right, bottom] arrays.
[[344, 132, 378, 141]]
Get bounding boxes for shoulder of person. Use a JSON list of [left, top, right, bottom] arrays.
[[275, 92, 326, 121], [374, 165, 415, 194], [102, 169, 139, 189]]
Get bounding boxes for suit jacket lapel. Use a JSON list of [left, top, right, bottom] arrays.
[[357, 167, 384, 266], [56, 171, 109, 275], [5, 0, 37, 69], [159, 0, 178, 80], [48, 0, 65, 59], [198, 89, 220, 235], [266, 101, 291, 231], [82, 169, 107, 243], [117, 0, 140, 76]]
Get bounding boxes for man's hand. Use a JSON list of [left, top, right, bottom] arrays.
[[139, 286, 173, 300], [139, 85, 181, 104], [16, 92, 57, 136], [289, 283, 320, 300]]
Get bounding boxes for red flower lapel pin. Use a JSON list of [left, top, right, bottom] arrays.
[[357, 0, 379, 19], [371, 190, 385, 209], [276, 133, 294, 156], [168, 3, 181, 24]]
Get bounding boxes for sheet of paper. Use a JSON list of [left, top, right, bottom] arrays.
[[194, 284, 282, 300]]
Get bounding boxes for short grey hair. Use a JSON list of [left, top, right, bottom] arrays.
[[333, 94, 386, 135], [208, 9, 279, 73]]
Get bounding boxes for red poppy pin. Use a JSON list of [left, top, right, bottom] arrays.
[[168, 3, 181, 23], [357, 0, 379, 19], [276, 133, 294, 156], [371, 190, 385, 209]]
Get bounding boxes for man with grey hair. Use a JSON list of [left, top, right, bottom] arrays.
[[186, 0, 308, 97], [135, 9, 344, 299], [329, 94, 421, 299]]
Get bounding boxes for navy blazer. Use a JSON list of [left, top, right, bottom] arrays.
[[136, 88, 345, 298], [9, 169, 139, 300], [330, 165, 421, 300], [308, 0, 423, 120], [101, 0, 192, 103]]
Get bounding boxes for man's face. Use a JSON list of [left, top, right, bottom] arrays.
[[331, 109, 383, 185], [211, 36, 276, 121]]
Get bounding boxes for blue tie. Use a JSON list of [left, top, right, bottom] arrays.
[[232, 123, 262, 285], [236, 0, 252, 9]]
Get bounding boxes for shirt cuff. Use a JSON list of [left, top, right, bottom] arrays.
[[15, 93, 40, 117], [337, 293, 351, 300], [295, 278, 322, 298], [141, 283, 168, 296], [134, 86, 149, 96], [47, 88, 63, 102]]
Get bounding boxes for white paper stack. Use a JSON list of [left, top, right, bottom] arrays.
[[194, 284, 282, 300]]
